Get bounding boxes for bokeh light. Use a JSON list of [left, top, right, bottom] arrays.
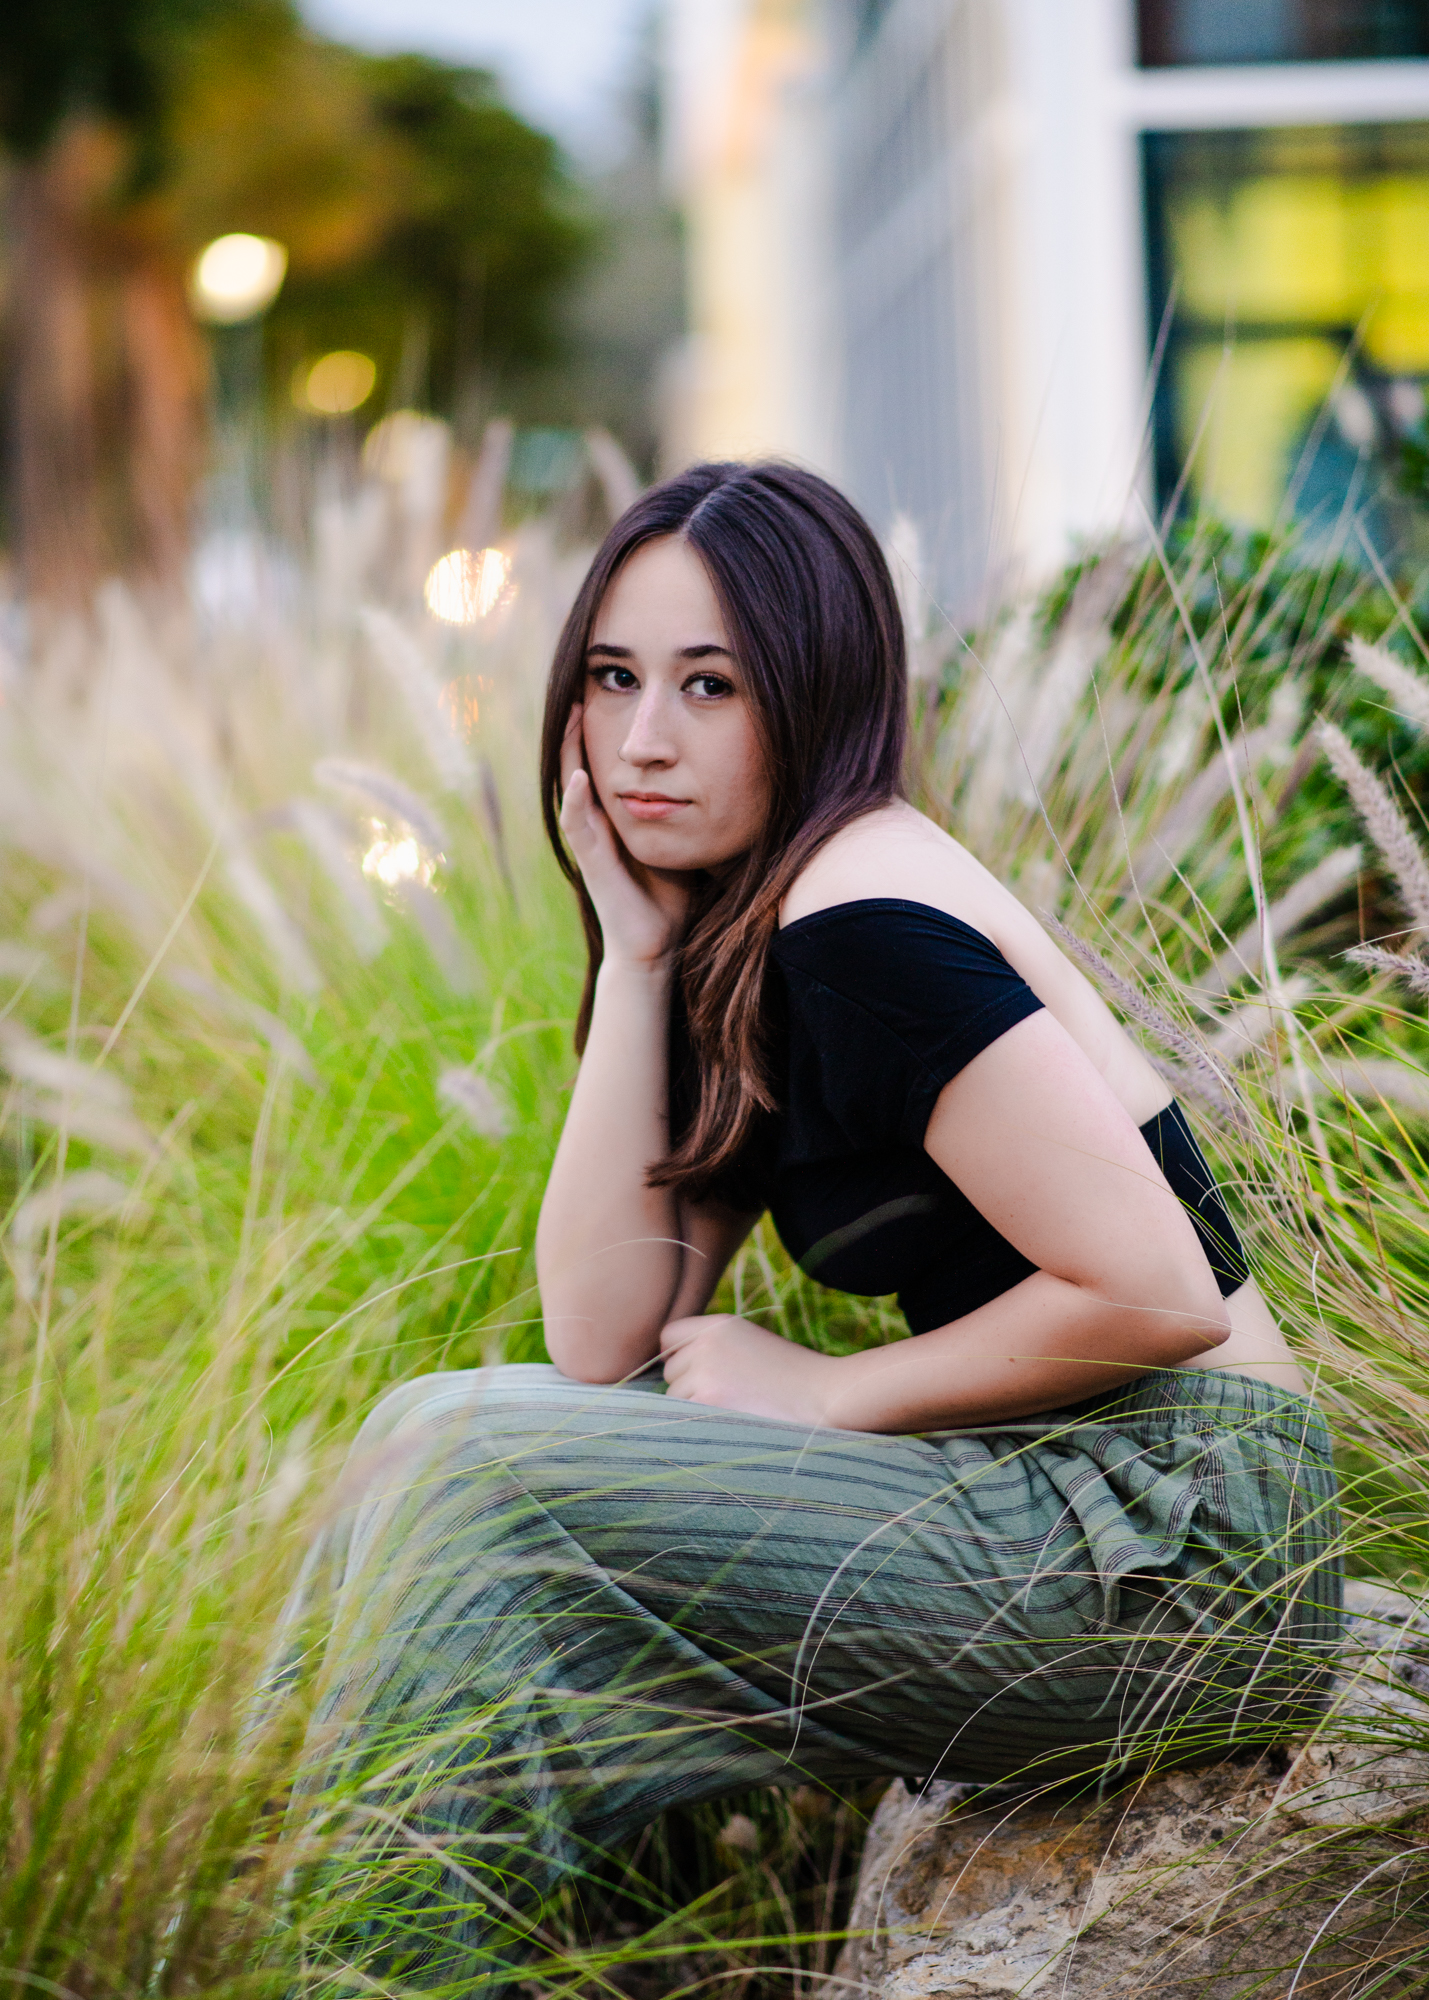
[[189, 234, 288, 324], [361, 819, 439, 888], [439, 679, 481, 736], [362, 409, 445, 482], [424, 548, 512, 625], [294, 350, 377, 415]]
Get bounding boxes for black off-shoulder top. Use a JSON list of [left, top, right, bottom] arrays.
[[672, 899, 1247, 1335]]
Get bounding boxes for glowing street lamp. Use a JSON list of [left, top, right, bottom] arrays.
[[190, 234, 288, 325]]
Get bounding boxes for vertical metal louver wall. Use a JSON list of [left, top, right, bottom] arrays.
[[828, 0, 998, 617]]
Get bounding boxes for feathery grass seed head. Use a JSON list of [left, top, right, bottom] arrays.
[[1318, 722, 1429, 934]]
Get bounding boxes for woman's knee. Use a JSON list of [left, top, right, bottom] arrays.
[[350, 1363, 567, 1458], [342, 1365, 672, 1521]]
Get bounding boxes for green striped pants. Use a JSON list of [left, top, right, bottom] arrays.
[[274, 1363, 1342, 1985]]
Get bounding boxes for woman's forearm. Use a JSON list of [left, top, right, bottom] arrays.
[[536, 957, 684, 1379], [660, 1265, 1231, 1431], [822, 1268, 1230, 1433]]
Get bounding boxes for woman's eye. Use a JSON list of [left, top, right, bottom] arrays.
[[588, 664, 638, 691], [686, 673, 733, 700]]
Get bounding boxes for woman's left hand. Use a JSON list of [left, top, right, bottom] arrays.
[[660, 1315, 840, 1426]]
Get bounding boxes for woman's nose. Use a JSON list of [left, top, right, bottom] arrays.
[[620, 688, 676, 765]]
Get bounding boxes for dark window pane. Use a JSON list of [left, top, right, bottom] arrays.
[[1142, 123, 1429, 530], [1137, 0, 1429, 66]]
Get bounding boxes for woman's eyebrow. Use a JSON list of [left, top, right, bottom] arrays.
[[585, 640, 733, 660]]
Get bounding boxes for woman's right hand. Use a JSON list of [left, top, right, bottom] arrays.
[[559, 706, 691, 968]]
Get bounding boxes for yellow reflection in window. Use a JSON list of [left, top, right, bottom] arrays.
[[1178, 338, 1342, 526], [1152, 124, 1429, 525], [1170, 173, 1429, 368]]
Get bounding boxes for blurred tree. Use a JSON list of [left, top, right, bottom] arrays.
[[166, 8, 409, 278], [0, 0, 254, 602], [260, 53, 591, 429], [0, 2, 591, 610], [505, 29, 684, 477]]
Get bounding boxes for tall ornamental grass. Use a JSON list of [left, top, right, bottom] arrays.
[[2, 472, 1429, 1995]]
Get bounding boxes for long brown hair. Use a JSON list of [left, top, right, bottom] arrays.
[[540, 461, 908, 1197]]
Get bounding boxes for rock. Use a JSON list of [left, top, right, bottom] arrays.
[[836, 1583, 1429, 1998]]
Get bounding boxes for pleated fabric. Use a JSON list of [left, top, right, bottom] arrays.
[[266, 1363, 1342, 1988]]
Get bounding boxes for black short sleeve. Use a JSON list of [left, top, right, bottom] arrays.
[[1143, 1101, 1250, 1297], [771, 900, 1045, 1152]]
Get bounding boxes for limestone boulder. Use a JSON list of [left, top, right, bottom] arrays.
[[836, 1583, 1429, 1998]]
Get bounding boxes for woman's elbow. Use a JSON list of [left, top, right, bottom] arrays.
[[1147, 1262, 1232, 1361], [1078, 1243, 1230, 1364], [540, 1305, 603, 1382], [540, 1296, 663, 1383], [548, 1349, 633, 1386]]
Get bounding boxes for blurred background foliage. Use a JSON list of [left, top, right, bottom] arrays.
[[257, 51, 590, 401], [0, 0, 678, 606]]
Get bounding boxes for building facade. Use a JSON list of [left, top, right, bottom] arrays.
[[664, 0, 1429, 616]]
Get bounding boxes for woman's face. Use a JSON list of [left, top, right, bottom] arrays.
[[581, 536, 770, 874]]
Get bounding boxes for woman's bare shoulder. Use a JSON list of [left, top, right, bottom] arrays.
[[779, 805, 1171, 1121], [779, 804, 1018, 935]]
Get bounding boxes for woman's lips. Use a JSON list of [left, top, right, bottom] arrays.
[[619, 793, 690, 822]]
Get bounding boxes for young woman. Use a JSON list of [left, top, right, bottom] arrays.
[[281, 463, 1341, 1986]]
